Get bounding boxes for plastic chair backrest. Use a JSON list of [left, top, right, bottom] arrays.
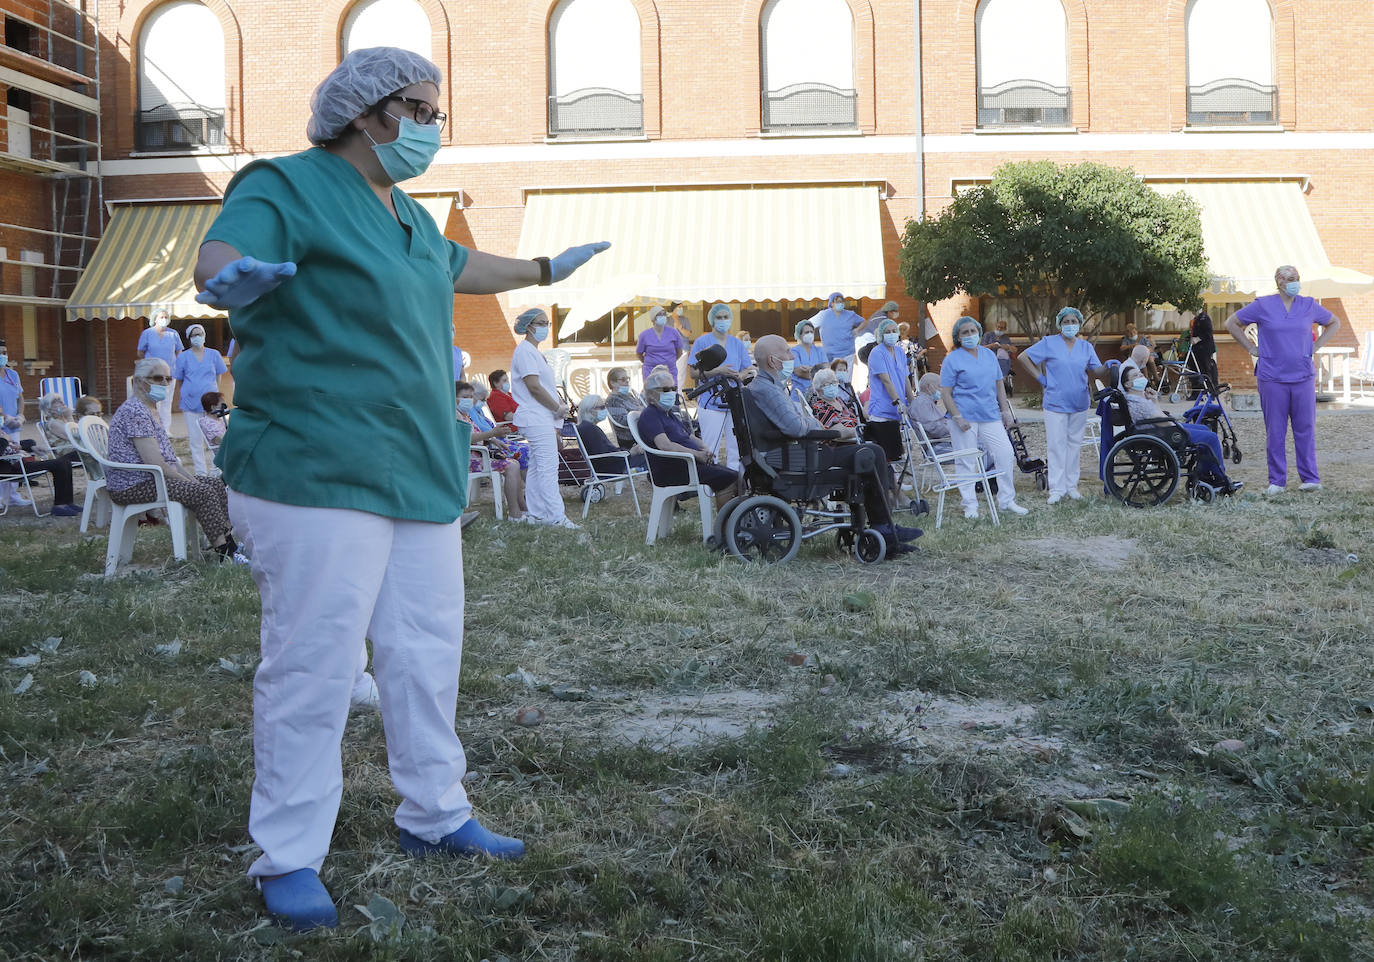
[[78, 415, 111, 460], [66, 422, 104, 481], [627, 411, 699, 488], [1361, 331, 1374, 378]]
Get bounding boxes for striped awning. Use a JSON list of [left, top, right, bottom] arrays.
[[509, 185, 887, 308], [1150, 181, 1374, 302], [65, 203, 223, 322]]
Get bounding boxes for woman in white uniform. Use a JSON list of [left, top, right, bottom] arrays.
[[511, 308, 578, 529]]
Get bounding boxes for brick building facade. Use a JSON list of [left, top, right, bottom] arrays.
[[4, 0, 1371, 407]]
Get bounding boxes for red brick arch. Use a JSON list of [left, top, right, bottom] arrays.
[[954, 0, 1089, 132], [525, 0, 663, 142], [1165, 0, 1296, 130], [321, 0, 454, 143], [742, 0, 876, 135], [113, 0, 245, 156]]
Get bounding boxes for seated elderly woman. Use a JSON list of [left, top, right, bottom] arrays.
[[198, 391, 229, 458], [0, 429, 81, 516], [469, 383, 529, 471], [808, 367, 860, 432], [575, 394, 647, 471], [105, 358, 244, 560], [38, 393, 81, 463], [603, 367, 645, 450], [456, 380, 525, 519], [1118, 367, 1242, 495], [635, 367, 740, 498], [486, 369, 518, 425]]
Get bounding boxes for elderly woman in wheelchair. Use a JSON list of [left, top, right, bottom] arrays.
[[1097, 363, 1242, 506], [702, 335, 920, 564]]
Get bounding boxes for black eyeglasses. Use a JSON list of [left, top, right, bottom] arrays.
[[144, 375, 172, 385], [388, 96, 447, 131]]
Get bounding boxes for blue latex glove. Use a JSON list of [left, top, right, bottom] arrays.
[[549, 242, 610, 282], [195, 257, 297, 310]]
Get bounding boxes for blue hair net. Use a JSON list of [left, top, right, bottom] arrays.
[[952, 315, 982, 339], [514, 308, 547, 334], [307, 47, 442, 145], [1056, 306, 1084, 325], [794, 318, 816, 340], [709, 303, 733, 322], [828, 292, 844, 305]]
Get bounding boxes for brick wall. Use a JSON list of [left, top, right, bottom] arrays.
[[64, 0, 1374, 383]]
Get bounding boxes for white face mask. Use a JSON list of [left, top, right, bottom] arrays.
[[801, 332, 815, 345], [190, 334, 205, 348]]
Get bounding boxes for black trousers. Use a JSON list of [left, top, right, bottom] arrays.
[[815, 441, 891, 527], [1, 457, 74, 505]]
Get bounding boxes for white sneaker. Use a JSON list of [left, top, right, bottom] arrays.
[[1065, 489, 1083, 501], [1299, 482, 1322, 492], [1046, 494, 1062, 505], [548, 517, 582, 530], [963, 505, 979, 519], [7, 493, 33, 507], [1001, 501, 1030, 516], [350, 673, 381, 712], [1265, 484, 1285, 495]]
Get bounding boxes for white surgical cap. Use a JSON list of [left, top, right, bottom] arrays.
[[307, 47, 442, 145]]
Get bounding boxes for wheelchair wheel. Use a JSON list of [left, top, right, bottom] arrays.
[[1191, 480, 1217, 503], [1168, 392, 1182, 404], [1035, 470, 1048, 492], [854, 528, 887, 565], [1231, 446, 1242, 465], [580, 483, 605, 505], [711, 494, 750, 548], [725, 495, 802, 564], [1104, 435, 1179, 507]]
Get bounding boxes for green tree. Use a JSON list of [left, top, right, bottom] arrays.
[[899, 161, 1210, 340]]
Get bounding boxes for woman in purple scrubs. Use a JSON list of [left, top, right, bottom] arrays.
[[635, 306, 685, 385], [1226, 265, 1341, 494]]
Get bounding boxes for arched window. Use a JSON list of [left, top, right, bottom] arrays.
[[760, 0, 855, 132], [341, 0, 432, 59], [1186, 0, 1275, 125], [547, 0, 642, 139], [137, 2, 225, 151], [975, 0, 1069, 127]]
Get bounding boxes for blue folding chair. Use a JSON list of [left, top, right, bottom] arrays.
[[39, 376, 82, 409]]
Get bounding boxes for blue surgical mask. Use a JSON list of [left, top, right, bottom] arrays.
[[458, 396, 475, 413], [592, 409, 606, 423], [1061, 324, 1080, 338], [497, 380, 509, 392], [653, 313, 667, 327], [0, 355, 8, 367], [657, 391, 676, 409], [616, 385, 630, 395], [1131, 377, 1148, 391], [190, 335, 205, 348], [837, 370, 851, 383], [366, 113, 441, 183], [883, 331, 899, 346], [960, 334, 980, 350], [831, 301, 844, 312], [147, 384, 169, 402], [933, 390, 941, 402], [822, 384, 840, 399], [1284, 281, 1301, 296], [713, 316, 731, 334], [531, 324, 550, 344], [780, 359, 795, 378]]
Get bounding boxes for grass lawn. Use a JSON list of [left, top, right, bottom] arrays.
[[3, 407, 1374, 960]]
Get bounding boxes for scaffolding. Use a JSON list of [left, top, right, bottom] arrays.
[[0, 0, 102, 391]]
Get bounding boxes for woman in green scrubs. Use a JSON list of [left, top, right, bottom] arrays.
[[194, 46, 607, 932]]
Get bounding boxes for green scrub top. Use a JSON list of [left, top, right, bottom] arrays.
[[204, 147, 472, 523]]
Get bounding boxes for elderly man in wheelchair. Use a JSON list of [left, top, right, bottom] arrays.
[[697, 335, 922, 564], [1096, 361, 1243, 506]]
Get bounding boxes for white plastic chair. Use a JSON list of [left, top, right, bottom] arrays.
[[77, 415, 201, 577], [627, 411, 714, 545], [466, 444, 505, 520], [1355, 331, 1374, 398], [65, 421, 110, 531], [910, 421, 1000, 528], [569, 422, 644, 519]]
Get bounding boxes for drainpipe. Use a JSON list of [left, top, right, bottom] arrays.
[[913, 0, 924, 224]]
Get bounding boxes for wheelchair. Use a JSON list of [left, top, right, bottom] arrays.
[[692, 373, 891, 565], [1094, 368, 1236, 507]]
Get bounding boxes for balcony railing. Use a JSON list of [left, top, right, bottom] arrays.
[[547, 87, 643, 139], [135, 103, 225, 152], [978, 79, 1071, 127], [762, 82, 857, 131], [1187, 78, 1276, 126]]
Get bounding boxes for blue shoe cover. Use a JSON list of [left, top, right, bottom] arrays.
[[260, 868, 338, 931], [398, 817, 526, 860]]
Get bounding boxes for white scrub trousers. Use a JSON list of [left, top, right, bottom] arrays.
[[696, 408, 740, 472], [1042, 409, 1088, 499], [520, 419, 566, 523], [183, 412, 212, 476], [228, 489, 472, 879], [950, 419, 1017, 509], [156, 395, 174, 437]]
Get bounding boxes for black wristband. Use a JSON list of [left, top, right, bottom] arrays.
[[534, 256, 552, 286]]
